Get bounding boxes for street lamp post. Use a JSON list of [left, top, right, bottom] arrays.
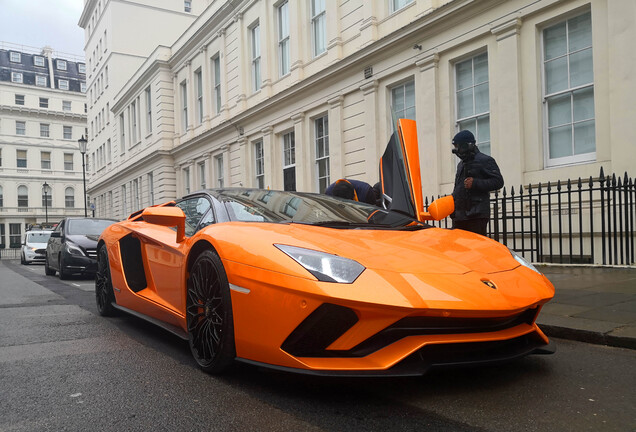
[[78, 135, 88, 217], [42, 182, 51, 224]]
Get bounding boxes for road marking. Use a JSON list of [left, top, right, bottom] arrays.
[[72, 283, 80, 287]]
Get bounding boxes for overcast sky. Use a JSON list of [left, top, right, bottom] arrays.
[[0, 0, 85, 57]]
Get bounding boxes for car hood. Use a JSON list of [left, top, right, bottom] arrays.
[[66, 234, 100, 248]]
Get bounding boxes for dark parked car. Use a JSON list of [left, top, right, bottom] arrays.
[[45, 218, 117, 279]]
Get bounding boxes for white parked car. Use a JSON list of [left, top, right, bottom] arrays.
[[21, 230, 53, 265]]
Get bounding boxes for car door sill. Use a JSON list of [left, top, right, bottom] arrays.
[[111, 303, 189, 340]]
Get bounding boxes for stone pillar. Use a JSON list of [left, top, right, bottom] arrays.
[[360, 80, 379, 181], [289, 0, 305, 83], [259, 1, 272, 97], [261, 126, 275, 189], [172, 73, 181, 145], [201, 44, 212, 127], [359, 2, 378, 48], [491, 18, 523, 186], [218, 28, 230, 120], [174, 165, 182, 196], [291, 112, 306, 191], [415, 53, 440, 196], [236, 137, 248, 187], [186, 60, 195, 136], [327, 95, 344, 183], [326, 0, 343, 62], [235, 13, 247, 110]]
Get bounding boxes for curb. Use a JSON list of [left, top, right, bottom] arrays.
[[540, 324, 636, 350]]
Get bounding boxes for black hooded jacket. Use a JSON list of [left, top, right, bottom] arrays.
[[451, 149, 504, 221]]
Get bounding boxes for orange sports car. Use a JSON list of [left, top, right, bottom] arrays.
[[96, 119, 554, 376]]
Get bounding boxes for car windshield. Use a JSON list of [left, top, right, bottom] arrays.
[[27, 232, 51, 243], [67, 219, 115, 236], [213, 189, 425, 230]]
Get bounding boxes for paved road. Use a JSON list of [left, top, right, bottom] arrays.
[[1, 261, 635, 432]]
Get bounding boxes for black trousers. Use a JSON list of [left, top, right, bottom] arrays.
[[452, 218, 489, 236]]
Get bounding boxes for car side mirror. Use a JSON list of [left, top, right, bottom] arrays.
[[142, 206, 187, 243], [420, 195, 455, 221], [50, 232, 61, 238]]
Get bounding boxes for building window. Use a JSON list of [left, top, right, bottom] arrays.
[[15, 94, 24, 105], [278, 1, 290, 77], [107, 139, 111, 163], [62, 100, 71, 111], [183, 167, 191, 194], [17, 186, 28, 208], [254, 141, 264, 188], [42, 188, 52, 207], [195, 68, 203, 124], [62, 187, 74, 208], [0, 186, 3, 208], [283, 131, 296, 191], [455, 52, 490, 154], [199, 162, 206, 189], [40, 123, 50, 138], [56, 59, 67, 70], [251, 23, 261, 92], [41, 151, 51, 170], [215, 155, 224, 188], [58, 79, 69, 90], [147, 172, 154, 205], [130, 100, 138, 143], [213, 55, 221, 114], [78, 63, 86, 74], [39, 97, 48, 108], [10, 223, 22, 248], [132, 179, 140, 210], [64, 126, 73, 140], [120, 114, 126, 152], [315, 116, 330, 193], [11, 72, 23, 83], [184, 0, 191, 12], [180, 80, 188, 131], [17, 150, 27, 168], [391, 80, 416, 123], [36, 75, 47, 87], [543, 11, 595, 165], [390, 0, 414, 13], [34, 56, 45, 67], [81, 82, 87, 93], [10, 52, 21, 63], [145, 87, 152, 133], [64, 153, 74, 170], [311, 0, 326, 57], [16, 121, 26, 136], [122, 184, 127, 216]]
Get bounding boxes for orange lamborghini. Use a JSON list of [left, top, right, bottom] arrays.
[[96, 119, 554, 376]]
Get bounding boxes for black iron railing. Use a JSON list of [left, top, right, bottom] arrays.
[[426, 168, 635, 266]]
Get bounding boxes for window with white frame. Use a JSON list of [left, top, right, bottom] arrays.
[[81, 82, 87, 93], [145, 87, 152, 133], [64, 187, 75, 208], [213, 55, 221, 114], [251, 23, 261, 92], [16, 121, 26, 136], [63, 100, 71, 111], [311, 0, 326, 57], [16, 150, 27, 168], [147, 172, 155, 205], [183, 167, 191, 194], [36, 76, 47, 87], [17, 186, 28, 208], [15, 94, 24, 105], [543, 11, 595, 165], [215, 155, 224, 187], [132, 179, 140, 210], [121, 184, 127, 216], [41, 151, 51, 170], [42, 187, 52, 207], [199, 162, 206, 189], [254, 141, 264, 188], [34, 56, 45, 67], [195, 69, 203, 124], [64, 153, 73, 170], [40, 123, 50, 138], [120, 114, 126, 152], [180, 80, 188, 131], [315, 115, 330, 193], [390, 0, 414, 13], [64, 126, 73, 140], [39, 97, 48, 108], [130, 100, 138, 143], [10, 52, 21, 63], [107, 139, 111, 163], [278, 1, 290, 77], [58, 79, 69, 90], [455, 52, 491, 154], [184, 0, 191, 12], [282, 131, 296, 191], [0, 186, 3, 208], [56, 59, 67, 70], [78, 63, 86, 74], [391, 80, 416, 123], [11, 72, 23, 83]]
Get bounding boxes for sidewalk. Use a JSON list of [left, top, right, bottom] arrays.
[[537, 265, 636, 350]]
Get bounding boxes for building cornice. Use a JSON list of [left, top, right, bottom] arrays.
[[0, 105, 87, 121]]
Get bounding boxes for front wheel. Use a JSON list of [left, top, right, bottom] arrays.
[[95, 245, 117, 316], [186, 250, 235, 374], [58, 256, 69, 280], [44, 256, 56, 276]]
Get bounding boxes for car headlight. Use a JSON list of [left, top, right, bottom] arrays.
[[509, 249, 541, 275], [65, 242, 86, 257], [275, 244, 365, 283]]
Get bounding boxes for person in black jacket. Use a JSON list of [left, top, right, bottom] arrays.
[[451, 130, 504, 236], [325, 179, 378, 205]]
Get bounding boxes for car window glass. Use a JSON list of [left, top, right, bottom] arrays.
[[176, 197, 211, 236], [67, 219, 114, 235], [27, 232, 51, 243], [198, 209, 215, 230]]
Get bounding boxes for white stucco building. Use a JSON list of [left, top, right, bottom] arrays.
[[0, 43, 87, 249], [80, 0, 635, 222]]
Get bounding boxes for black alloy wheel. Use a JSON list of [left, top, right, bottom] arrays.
[[186, 249, 235, 374], [58, 255, 69, 280], [44, 255, 55, 276], [95, 245, 117, 316], [21, 253, 26, 265]]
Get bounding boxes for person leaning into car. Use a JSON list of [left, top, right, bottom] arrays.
[[325, 178, 379, 206], [450, 130, 504, 236]]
